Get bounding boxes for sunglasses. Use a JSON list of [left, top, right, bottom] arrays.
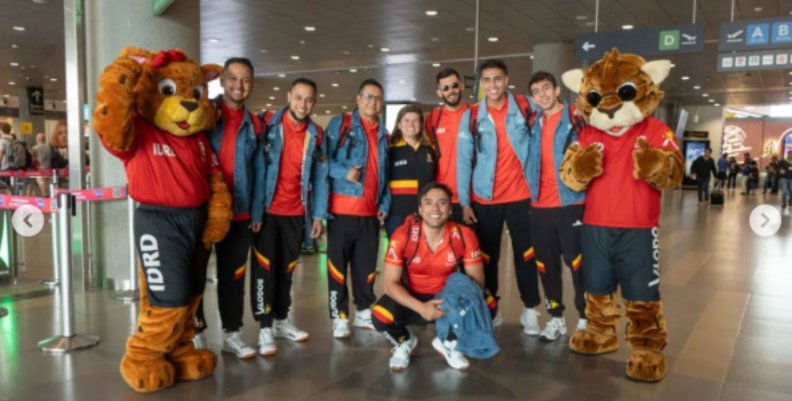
[[439, 82, 461, 92]]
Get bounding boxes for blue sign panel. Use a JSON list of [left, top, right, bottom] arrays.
[[746, 24, 769, 46]]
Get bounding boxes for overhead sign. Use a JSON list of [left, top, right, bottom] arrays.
[[575, 24, 705, 60], [717, 49, 792, 72], [26, 87, 43, 116], [19, 122, 32, 135], [719, 17, 792, 51]]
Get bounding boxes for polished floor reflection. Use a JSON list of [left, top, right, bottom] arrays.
[[1, 189, 791, 401]]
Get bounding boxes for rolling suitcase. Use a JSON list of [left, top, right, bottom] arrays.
[[710, 189, 724, 205]]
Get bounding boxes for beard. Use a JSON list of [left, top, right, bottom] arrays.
[[289, 109, 307, 123], [443, 93, 461, 107]]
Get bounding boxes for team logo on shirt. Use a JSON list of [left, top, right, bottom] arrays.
[[394, 160, 407, 167], [437, 127, 446, 134], [447, 252, 456, 263], [662, 130, 679, 150], [412, 256, 421, 264], [152, 143, 176, 157]]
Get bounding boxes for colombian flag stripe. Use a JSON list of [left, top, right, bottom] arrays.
[[523, 247, 535, 262], [328, 260, 345, 284], [367, 272, 376, 284], [255, 249, 270, 271], [234, 264, 246, 280], [571, 254, 582, 271], [389, 180, 419, 189], [372, 305, 394, 324], [485, 294, 497, 310], [287, 260, 298, 273], [536, 260, 546, 273]]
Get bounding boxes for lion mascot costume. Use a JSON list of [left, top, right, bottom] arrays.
[[559, 49, 683, 382], [93, 48, 232, 393]]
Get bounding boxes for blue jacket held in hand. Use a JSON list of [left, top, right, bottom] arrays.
[[436, 272, 499, 359]]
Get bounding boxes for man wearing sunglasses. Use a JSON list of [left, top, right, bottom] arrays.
[[457, 59, 541, 333], [526, 71, 588, 342], [325, 79, 391, 338], [425, 69, 469, 223]]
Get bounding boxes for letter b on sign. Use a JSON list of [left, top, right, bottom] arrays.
[[659, 30, 679, 51]]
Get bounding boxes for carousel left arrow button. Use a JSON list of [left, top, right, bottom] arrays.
[[12, 205, 44, 237]]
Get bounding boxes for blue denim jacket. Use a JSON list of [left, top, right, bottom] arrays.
[[262, 108, 329, 220], [457, 92, 532, 207], [326, 108, 391, 215], [437, 272, 499, 359], [205, 99, 266, 223], [526, 103, 586, 206]]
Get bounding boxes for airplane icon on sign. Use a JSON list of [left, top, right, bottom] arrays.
[[727, 29, 744, 39], [682, 34, 697, 41]]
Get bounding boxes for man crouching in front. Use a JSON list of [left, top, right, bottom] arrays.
[[372, 182, 497, 371]]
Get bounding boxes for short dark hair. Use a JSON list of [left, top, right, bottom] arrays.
[[418, 182, 453, 204], [291, 77, 317, 93], [358, 78, 383, 94], [436, 68, 461, 84], [0, 122, 10, 135], [706, 147, 712, 152], [528, 71, 557, 90], [224, 57, 254, 76], [478, 59, 508, 77]]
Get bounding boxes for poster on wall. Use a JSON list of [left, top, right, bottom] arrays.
[[723, 118, 792, 168]]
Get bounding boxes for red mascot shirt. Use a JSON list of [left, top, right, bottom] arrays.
[[577, 117, 679, 228], [104, 118, 219, 207]]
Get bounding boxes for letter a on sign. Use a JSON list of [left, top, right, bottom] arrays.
[[747, 23, 769, 45]]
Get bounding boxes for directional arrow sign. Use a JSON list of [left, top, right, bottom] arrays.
[[26, 86, 44, 115], [575, 24, 705, 60]]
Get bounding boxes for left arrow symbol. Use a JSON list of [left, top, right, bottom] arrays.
[[582, 41, 596, 52]]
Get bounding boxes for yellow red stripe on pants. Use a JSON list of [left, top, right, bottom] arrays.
[[485, 293, 497, 310], [372, 305, 393, 325], [523, 247, 535, 262], [328, 260, 345, 284], [254, 249, 270, 271], [233, 264, 246, 280], [367, 272, 376, 284], [287, 260, 298, 273], [389, 180, 419, 195], [571, 254, 582, 271], [536, 260, 546, 273]]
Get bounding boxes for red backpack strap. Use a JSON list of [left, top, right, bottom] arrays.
[[338, 112, 352, 146], [401, 214, 422, 268], [448, 223, 467, 264], [515, 94, 536, 131], [426, 107, 443, 157], [314, 124, 324, 148]]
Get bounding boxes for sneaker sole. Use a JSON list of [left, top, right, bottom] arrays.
[[353, 323, 375, 330], [333, 331, 351, 339], [539, 331, 567, 343], [431, 340, 469, 371], [274, 333, 310, 342], [258, 348, 277, 357], [523, 328, 540, 336], [222, 348, 257, 360]]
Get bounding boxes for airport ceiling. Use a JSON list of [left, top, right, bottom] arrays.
[[2, 0, 792, 116]]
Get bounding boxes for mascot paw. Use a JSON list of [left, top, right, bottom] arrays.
[[632, 138, 682, 190], [202, 216, 231, 249], [120, 354, 176, 393], [568, 328, 619, 355], [626, 348, 668, 382], [169, 348, 217, 381], [560, 143, 603, 191]]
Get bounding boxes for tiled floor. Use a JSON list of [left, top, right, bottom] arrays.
[[1, 189, 791, 401]]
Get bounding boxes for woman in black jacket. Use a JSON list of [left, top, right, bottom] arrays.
[[385, 104, 436, 237]]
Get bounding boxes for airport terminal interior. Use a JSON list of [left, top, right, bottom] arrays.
[[1, 0, 792, 400]]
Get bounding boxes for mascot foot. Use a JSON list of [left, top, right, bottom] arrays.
[[120, 354, 175, 393], [569, 292, 621, 355], [169, 348, 217, 381], [569, 329, 618, 355], [626, 348, 667, 382]]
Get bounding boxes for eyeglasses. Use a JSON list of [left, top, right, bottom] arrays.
[[359, 92, 383, 102], [439, 82, 460, 92]]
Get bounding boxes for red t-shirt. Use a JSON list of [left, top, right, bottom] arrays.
[[104, 118, 218, 207], [384, 222, 482, 294], [534, 110, 563, 208], [428, 105, 468, 203], [330, 117, 379, 216], [269, 115, 306, 216], [577, 117, 680, 228], [218, 104, 249, 220], [473, 102, 531, 205]]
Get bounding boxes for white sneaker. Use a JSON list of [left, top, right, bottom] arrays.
[[389, 335, 418, 371], [222, 331, 256, 359], [333, 318, 351, 338], [432, 337, 469, 370], [273, 318, 309, 342], [520, 308, 540, 336], [192, 332, 207, 349], [539, 317, 568, 342], [491, 311, 503, 327], [257, 328, 277, 356], [576, 318, 588, 331], [353, 309, 375, 330]]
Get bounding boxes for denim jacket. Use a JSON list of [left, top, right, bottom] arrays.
[[262, 107, 329, 220], [437, 272, 499, 359], [205, 98, 266, 223], [326, 108, 391, 215], [526, 102, 586, 206], [457, 92, 532, 207]]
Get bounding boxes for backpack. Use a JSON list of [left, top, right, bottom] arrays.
[[400, 213, 467, 288], [5, 140, 29, 170], [425, 107, 445, 158], [50, 145, 68, 169], [331, 112, 353, 159]]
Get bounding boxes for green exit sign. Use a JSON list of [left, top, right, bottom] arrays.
[[152, 0, 175, 16]]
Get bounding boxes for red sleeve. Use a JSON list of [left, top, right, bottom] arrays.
[[646, 118, 680, 153], [460, 226, 482, 266], [384, 225, 408, 266], [576, 126, 594, 148]]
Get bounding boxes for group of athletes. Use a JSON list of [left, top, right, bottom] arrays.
[[193, 56, 589, 371]]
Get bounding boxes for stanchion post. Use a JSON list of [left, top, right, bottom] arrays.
[[38, 192, 100, 353], [41, 183, 60, 288], [113, 193, 138, 302], [7, 177, 19, 282]]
